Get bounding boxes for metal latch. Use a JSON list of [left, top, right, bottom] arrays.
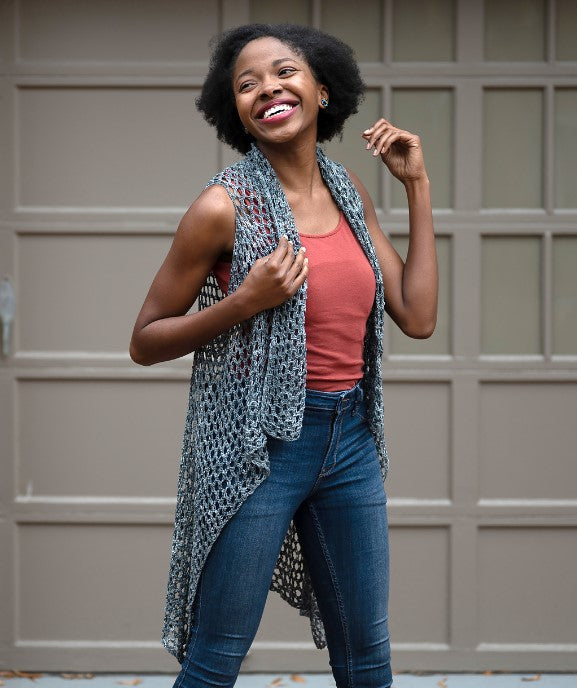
[[0, 277, 15, 356]]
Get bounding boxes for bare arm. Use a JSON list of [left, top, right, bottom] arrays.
[[129, 185, 308, 365], [351, 119, 438, 338]]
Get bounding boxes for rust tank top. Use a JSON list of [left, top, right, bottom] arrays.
[[212, 212, 376, 391]]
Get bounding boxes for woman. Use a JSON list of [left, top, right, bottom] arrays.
[[130, 23, 437, 688]]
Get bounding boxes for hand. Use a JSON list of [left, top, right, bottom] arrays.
[[237, 236, 308, 315], [362, 118, 428, 184]]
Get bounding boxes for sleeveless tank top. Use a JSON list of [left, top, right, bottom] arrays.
[[212, 212, 376, 391]]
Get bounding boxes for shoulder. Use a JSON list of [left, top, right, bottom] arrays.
[[343, 167, 390, 253], [344, 167, 373, 208], [180, 184, 234, 233], [173, 184, 236, 260]]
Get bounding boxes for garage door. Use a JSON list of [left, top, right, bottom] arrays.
[[1, 0, 576, 673]]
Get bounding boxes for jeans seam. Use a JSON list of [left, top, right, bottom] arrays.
[[326, 413, 343, 475], [310, 412, 335, 492], [319, 411, 344, 479], [307, 501, 355, 688]]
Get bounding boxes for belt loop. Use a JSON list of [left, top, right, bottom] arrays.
[[336, 388, 349, 415]]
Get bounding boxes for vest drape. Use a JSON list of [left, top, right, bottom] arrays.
[[162, 144, 388, 663]]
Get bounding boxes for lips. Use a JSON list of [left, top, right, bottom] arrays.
[[255, 99, 299, 120]]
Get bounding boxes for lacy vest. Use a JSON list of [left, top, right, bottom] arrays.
[[162, 144, 388, 663]]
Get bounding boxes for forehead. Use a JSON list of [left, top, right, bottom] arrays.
[[233, 36, 307, 76]]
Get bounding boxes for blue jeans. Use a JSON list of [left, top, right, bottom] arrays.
[[173, 383, 392, 688]]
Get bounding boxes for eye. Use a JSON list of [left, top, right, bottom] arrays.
[[279, 67, 296, 77], [238, 80, 255, 93]]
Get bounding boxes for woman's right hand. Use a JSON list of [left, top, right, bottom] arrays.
[[130, 186, 308, 366], [236, 236, 308, 315]]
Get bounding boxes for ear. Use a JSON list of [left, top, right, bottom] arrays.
[[318, 84, 329, 107]]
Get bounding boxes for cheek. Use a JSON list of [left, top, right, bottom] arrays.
[[234, 95, 249, 122]]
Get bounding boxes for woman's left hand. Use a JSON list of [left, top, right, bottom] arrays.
[[362, 118, 427, 184]]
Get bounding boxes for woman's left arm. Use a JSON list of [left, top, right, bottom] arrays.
[[350, 118, 438, 338]]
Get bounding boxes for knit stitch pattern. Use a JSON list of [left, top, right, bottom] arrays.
[[162, 145, 388, 663]]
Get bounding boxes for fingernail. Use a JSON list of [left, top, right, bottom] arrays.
[[304, 257, 309, 265], [281, 234, 288, 239], [363, 129, 371, 134], [299, 246, 306, 253]]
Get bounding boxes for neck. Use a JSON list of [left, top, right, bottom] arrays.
[[256, 139, 323, 196]]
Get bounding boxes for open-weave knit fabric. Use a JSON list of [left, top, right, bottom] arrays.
[[162, 144, 388, 663]]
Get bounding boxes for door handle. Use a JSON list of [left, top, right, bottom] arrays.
[[0, 277, 15, 357]]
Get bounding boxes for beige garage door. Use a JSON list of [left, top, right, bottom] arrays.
[[1, 0, 577, 674]]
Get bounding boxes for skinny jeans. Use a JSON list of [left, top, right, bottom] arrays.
[[173, 383, 392, 688]]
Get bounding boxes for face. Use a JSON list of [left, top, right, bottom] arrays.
[[232, 36, 328, 149]]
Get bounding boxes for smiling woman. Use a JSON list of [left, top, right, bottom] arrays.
[[196, 24, 364, 153], [129, 22, 437, 688], [232, 37, 329, 150]]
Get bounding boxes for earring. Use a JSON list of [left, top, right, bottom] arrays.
[[320, 98, 329, 108]]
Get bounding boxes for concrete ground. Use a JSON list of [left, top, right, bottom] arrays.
[[1, 673, 575, 688]]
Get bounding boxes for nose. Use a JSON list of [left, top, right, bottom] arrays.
[[259, 75, 282, 98]]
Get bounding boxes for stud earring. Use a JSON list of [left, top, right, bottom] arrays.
[[320, 98, 329, 108]]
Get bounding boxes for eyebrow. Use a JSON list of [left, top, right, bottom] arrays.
[[235, 57, 297, 83]]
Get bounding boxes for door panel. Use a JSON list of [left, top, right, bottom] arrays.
[[1, 0, 576, 673]]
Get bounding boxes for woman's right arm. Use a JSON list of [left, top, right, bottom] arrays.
[[129, 185, 308, 366]]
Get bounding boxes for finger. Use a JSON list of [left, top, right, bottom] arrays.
[[362, 128, 394, 155], [363, 124, 395, 151], [372, 130, 399, 156], [267, 235, 291, 265], [362, 119, 393, 141], [362, 118, 391, 135], [277, 239, 299, 274], [289, 256, 309, 293], [373, 129, 412, 157], [285, 246, 307, 281]]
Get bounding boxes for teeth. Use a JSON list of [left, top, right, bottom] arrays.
[[262, 104, 294, 119]]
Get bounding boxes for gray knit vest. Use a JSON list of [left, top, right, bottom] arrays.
[[162, 144, 388, 663]]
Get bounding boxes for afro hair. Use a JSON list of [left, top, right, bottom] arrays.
[[196, 23, 365, 154]]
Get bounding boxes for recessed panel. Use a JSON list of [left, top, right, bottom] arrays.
[[484, 0, 545, 61], [479, 382, 577, 499], [556, 0, 577, 61], [389, 527, 450, 643], [320, 0, 382, 62], [250, 0, 311, 24], [18, 0, 217, 61], [478, 527, 577, 643], [17, 87, 217, 208], [393, 0, 455, 61], [481, 236, 541, 355], [325, 89, 382, 208], [383, 383, 451, 500], [18, 234, 171, 352], [389, 236, 451, 355], [483, 89, 543, 208], [18, 524, 171, 640], [555, 89, 577, 209], [392, 89, 453, 209], [17, 379, 186, 497], [553, 236, 577, 354], [0, 1, 9, 64]]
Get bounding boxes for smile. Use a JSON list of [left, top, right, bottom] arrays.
[[254, 99, 299, 122], [262, 103, 295, 119]]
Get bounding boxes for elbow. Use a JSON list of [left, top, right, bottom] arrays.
[[401, 315, 437, 340], [129, 339, 154, 366]]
